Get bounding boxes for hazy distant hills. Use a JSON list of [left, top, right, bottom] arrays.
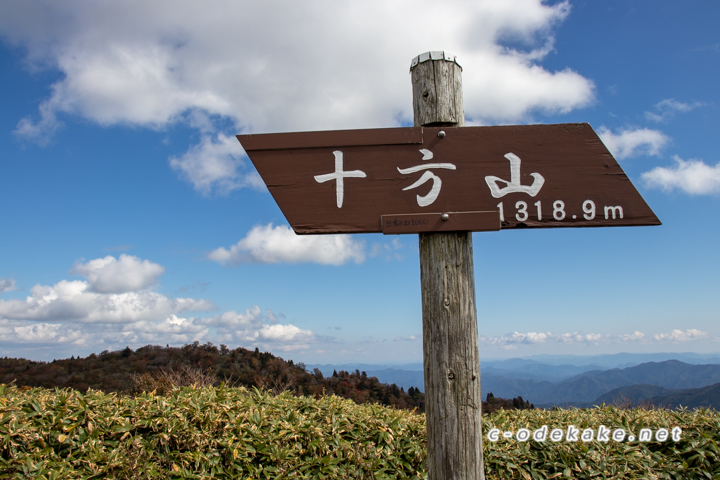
[[568, 382, 720, 410], [651, 382, 720, 410], [564, 360, 720, 389], [482, 364, 604, 382], [310, 354, 720, 410], [507, 352, 720, 369], [594, 384, 679, 405], [488, 360, 720, 406]]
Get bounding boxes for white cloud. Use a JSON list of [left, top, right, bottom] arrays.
[[642, 156, 720, 195], [0, 280, 213, 323], [464, 52, 593, 122], [0, 278, 17, 293], [654, 329, 709, 342], [394, 335, 419, 342], [169, 133, 264, 195], [13, 101, 61, 145], [618, 331, 645, 342], [115, 315, 209, 345], [208, 224, 365, 266], [187, 306, 316, 347], [258, 324, 315, 343], [0, 255, 210, 324], [203, 307, 264, 328], [0, 315, 211, 348], [2, 0, 594, 194], [644, 98, 706, 122], [480, 331, 640, 347], [71, 254, 165, 293], [0, 257, 318, 352], [480, 329, 716, 349], [12, 322, 85, 343], [480, 331, 549, 346], [597, 126, 670, 160]]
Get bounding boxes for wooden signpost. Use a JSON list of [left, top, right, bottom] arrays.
[[236, 51, 660, 480]]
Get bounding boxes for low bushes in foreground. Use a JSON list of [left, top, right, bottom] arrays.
[[0, 384, 424, 479], [1, 384, 719, 479], [484, 406, 720, 479]]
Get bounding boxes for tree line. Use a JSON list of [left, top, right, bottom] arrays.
[[0, 342, 423, 411], [0, 342, 533, 414]]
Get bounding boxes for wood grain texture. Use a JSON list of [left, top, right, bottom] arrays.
[[420, 232, 484, 480], [239, 126, 423, 151], [412, 55, 485, 480], [412, 58, 464, 127]]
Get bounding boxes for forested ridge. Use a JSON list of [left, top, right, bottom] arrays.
[[0, 342, 426, 411]]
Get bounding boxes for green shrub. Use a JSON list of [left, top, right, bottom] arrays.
[[483, 406, 720, 479], [2, 384, 719, 479], [0, 384, 425, 479]]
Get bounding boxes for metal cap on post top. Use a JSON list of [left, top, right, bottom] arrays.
[[410, 51, 462, 71], [410, 51, 464, 127]]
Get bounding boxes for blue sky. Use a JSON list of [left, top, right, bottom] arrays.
[[1, 0, 719, 364]]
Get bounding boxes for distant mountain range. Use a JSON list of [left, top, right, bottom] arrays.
[[505, 352, 720, 369], [649, 382, 720, 410], [310, 354, 720, 410], [562, 382, 720, 410], [499, 359, 720, 406]]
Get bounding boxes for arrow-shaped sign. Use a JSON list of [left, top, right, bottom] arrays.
[[237, 123, 660, 234]]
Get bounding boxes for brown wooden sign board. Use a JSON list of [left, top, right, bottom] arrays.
[[382, 211, 500, 234], [237, 123, 660, 234]]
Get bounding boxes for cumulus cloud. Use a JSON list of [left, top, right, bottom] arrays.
[[654, 329, 709, 342], [464, 50, 593, 122], [479, 330, 637, 347], [169, 133, 264, 195], [2, 0, 594, 194], [0, 280, 213, 323], [642, 156, 720, 195], [259, 324, 315, 343], [208, 224, 365, 266], [0, 255, 211, 326], [0, 315, 210, 348], [597, 126, 670, 160], [198, 306, 316, 347], [618, 331, 645, 342], [0, 279, 17, 293], [71, 254, 165, 293], [480, 331, 566, 346], [12, 322, 85, 344], [480, 329, 714, 349], [644, 98, 706, 123], [0, 256, 319, 352]]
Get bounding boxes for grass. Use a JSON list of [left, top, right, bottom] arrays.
[[1, 384, 719, 479]]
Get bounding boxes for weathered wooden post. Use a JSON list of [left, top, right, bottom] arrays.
[[411, 52, 484, 480]]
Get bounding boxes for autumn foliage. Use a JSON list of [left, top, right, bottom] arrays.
[[0, 342, 423, 411]]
